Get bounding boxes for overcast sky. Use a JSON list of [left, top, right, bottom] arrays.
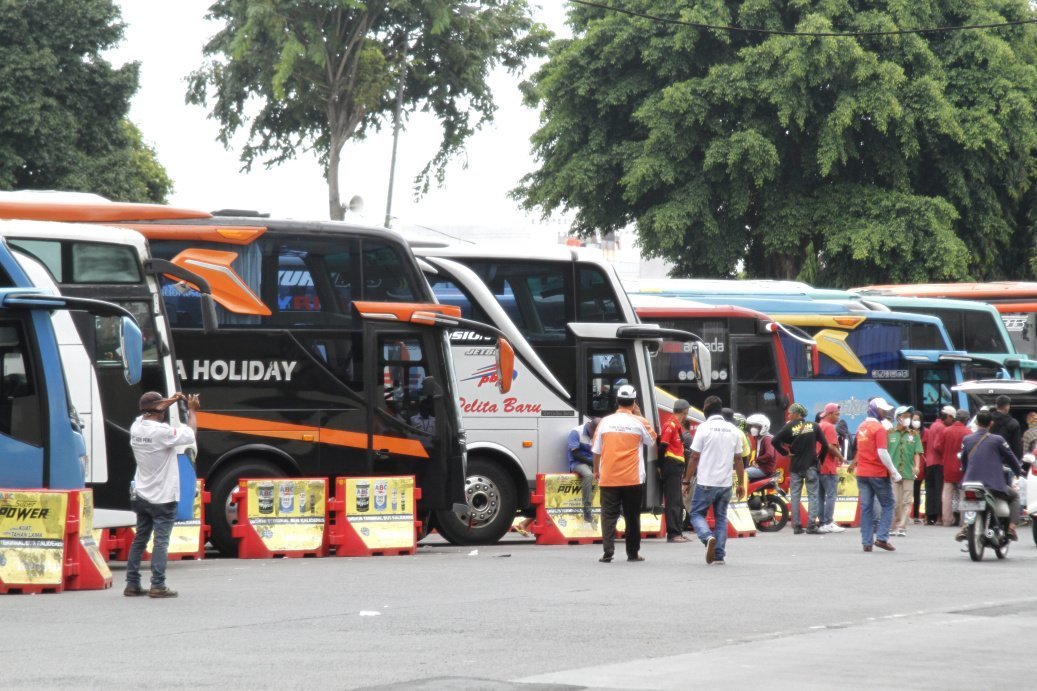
[[110, 1, 572, 235]]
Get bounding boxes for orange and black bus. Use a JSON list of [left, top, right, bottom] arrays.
[[0, 195, 513, 553]]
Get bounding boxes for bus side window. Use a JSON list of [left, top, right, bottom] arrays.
[[379, 337, 426, 423], [363, 242, 416, 302], [0, 322, 42, 447]]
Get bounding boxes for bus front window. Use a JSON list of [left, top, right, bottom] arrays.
[[587, 350, 633, 415]]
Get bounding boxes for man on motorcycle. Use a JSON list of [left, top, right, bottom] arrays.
[[955, 409, 1023, 542], [745, 413, 775, 481]]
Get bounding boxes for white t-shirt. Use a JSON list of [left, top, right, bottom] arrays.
[[690, 415, 742, 487], [130, 417, 196, 504]]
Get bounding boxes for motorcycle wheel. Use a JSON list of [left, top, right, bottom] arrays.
[[967, 510, 987, 562], [994, 535, 1009, 559], [755, 495, 789, 532]]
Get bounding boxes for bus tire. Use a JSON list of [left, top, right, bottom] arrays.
[[434, 458, 517, 546], [207, 459, 283, 557]]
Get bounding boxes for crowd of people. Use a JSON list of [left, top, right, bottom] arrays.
[[555, 387, 1031, 565]]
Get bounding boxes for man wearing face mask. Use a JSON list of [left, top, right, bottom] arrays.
[[888, 406, 923, 536], [745, 413, 776, 481], [125, 391, 199, 598]]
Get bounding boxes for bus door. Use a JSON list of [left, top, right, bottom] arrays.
[[364, 323, 455, 511], [0, 318, 45, 486], [576, 340, 660, 504], [914, 364, 957, 422], [730, 336, 784, 428]]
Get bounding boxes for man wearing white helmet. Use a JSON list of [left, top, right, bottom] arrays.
[[852, 397, 901, 552], [745, 414, 776, 481]]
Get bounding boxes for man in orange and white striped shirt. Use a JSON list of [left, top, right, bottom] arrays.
[[592, 384, 657, 563]]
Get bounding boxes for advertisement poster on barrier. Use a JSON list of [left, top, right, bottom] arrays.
[[78, 490, 111, 578], [246, 478, 326, 552], [342, 477, 415, 549], [617, 512, 663, 535], [834, 466, 860, 523], [143, 480, 204, 555], [724, 499, 757, 534], [543, 474, 601, 539], [0, 490, 68, 585]]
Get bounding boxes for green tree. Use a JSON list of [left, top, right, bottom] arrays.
[[189, 0, 550, 220], [517, 1, 1037, 286], [0, 0, 172, 202]]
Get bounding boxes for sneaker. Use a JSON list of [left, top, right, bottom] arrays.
[[713, 559, 725, 566], [827, 523, 846, 533], [148, 586, 179, 598], [123, 585, 147, 597], [793, 526, 804, 535], [862, 544, 873, 552], [583, 510, 593, 522], [599, 555, 613, 563], [805, 526, 819, 534], [816, 524, 831, 533], [873, 540, 896, 552], [705, 536, 717, 564], [666, 535, 690, 543], [627, 555, 645, 562]]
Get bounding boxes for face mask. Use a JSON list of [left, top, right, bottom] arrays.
[[881, 419, 893, 431], [749, 427, 759, 437], [911, 420, 921, 429], [899, 416, 911, 427]]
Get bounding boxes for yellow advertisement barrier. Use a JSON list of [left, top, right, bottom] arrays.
[[834, 467, 859, 525], [725, 499, 757, 536], [336, 476, 416, 553], [76, 490, 111, 582], [240, 478, 328, 556], [540, 474, 601, 542], [0, 490, 68, 590], [144, 480, 204, 557]]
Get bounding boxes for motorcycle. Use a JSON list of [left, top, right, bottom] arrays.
[[1024, 454, 1037, 546], [960, 475, 1014, 561], [746, 474, 790, 532]]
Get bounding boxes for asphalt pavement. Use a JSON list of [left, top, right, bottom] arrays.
[[5, 522, 1037, 690]]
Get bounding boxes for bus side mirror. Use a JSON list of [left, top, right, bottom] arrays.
[[690, 341, 712, 392], [200, 294, 219, 334], [120, 315, 143, 385], [496, 338, 515, 394]]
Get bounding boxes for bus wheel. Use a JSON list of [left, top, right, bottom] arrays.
[[434, 458, 516, 546], [207, 460, 282, 557]]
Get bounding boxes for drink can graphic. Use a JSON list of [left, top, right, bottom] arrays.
[[391, 487, 398, 512], [257, 481, 275, 515], [279, 481, 294, 514], [373, 480, 388, 511], [309, 480, 323, 515], [355, 480, 370, 512], [297, 485, 307, 514]]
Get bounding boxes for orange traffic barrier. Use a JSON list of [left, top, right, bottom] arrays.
[[232, 478, 330, 558], [329, 476, 420, 556]]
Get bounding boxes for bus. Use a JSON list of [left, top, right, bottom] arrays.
[[416, 248, 711, 543], [627, 281, 970, 429], [2, 195, 515, 553], [0, 235, 143, 490], [0, 219, 214, 514], [629, 294, 794, 433], [854, 282, 1037, 363]]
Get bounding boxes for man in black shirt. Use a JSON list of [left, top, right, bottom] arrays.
[[989, 395, 1023, 460], [772, 403, 826, 534]]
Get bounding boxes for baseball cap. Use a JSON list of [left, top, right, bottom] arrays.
[[894, 405, 913, 418], [940, 405, 957, 417], [139, 391, 175, 412], [823, 403, 840, 415], [789, 403, 808, 417], [672, 398, 690, 413], [872, 397, 894, 412], [616, 384, 637, 400]]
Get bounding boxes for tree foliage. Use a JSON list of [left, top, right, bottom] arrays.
[[189, 0, 550, 220], [0, 0, 172, 202], [517, 1, 1037, 286]]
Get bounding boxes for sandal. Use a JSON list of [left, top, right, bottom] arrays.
[[514, 524, 532, 537]]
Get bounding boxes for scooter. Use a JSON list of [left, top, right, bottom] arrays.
[[960, 475, 1014, 561], [746, 474, 790, 532], [1024, 454, 1037, 546]]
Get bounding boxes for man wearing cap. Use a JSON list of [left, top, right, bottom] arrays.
[[924, 406, 955, 524], [125, 392, 200, 598], [683, 396, 744, 565], [773, 403, 826, 534], [888, 406, 924, 536], [939, 409, 971, 527], [567, 417, 601, 523], [658, 400, 691, 542], [817, 403, 846, 533], [592, 385, 657, 563], [852, 398, 901, 552]]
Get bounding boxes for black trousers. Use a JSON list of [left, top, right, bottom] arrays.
[[660, 457, 685, 537], [925, 465, 944, 523], [601, 484, 642, 559]]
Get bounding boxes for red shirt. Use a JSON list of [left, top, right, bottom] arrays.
[[659, 416, 685, 461], [940, 421, 969, 484], [817, 420, 839, 474], [854, 419, 889, 478], [926, 419, 946, 468]]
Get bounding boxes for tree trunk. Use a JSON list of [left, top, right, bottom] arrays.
[[327, 132, 344, 221]]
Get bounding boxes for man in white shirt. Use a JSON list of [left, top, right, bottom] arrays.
[[683, 396, 745, 565], [124, 391, 199, 598]]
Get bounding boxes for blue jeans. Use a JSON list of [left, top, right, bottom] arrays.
[[126, 497, 178, 588], [818, 473, 838, 526], [690, 484, 731, 560], [789, 467, 819, 529], [858, 477, 894, 546], [746, 466, 767, 481]]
